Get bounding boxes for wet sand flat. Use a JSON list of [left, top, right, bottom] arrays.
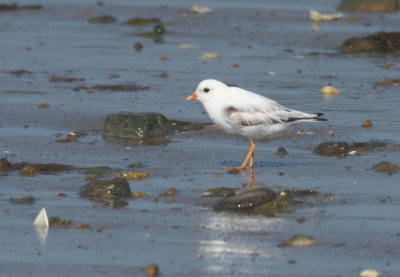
[[0, 0, 400, 276]]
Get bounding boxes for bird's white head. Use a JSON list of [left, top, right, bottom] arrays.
[[185, 79, 228, 103]]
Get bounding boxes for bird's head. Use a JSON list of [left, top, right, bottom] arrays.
[[185, 79, 228, 103]]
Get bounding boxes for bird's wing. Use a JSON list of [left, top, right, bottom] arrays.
[[223, 87, 319, 127]]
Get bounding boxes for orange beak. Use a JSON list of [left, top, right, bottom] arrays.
[[185, 93, 198, 101]]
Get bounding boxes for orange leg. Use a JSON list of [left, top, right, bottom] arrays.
[[223, 139, 256, 170]]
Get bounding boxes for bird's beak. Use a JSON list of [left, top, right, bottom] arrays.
[[185, 93, 197, 101]]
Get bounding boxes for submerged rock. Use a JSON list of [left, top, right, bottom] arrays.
[[338, 0, 398, 12], [88, 15, 116, 24], [253, 197, 297, 215], [10, 196, 36, 205], [123, 17, 161, 26], [314, 141, 350, 157], [213, 188, 276, 212], [340, 32, 400, 54], [80, 178, 132, 202], [372, 161, 400, 175], [104, 112, 175, 139]]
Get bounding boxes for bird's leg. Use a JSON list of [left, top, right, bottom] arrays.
[[223, 139, 255, 170], [247, 139, 255, 168]]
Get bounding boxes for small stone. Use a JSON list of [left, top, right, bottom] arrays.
[[179, 43, 192, 49], [288, 234, 317, 248], [159, 187, 178, 196], [38, 102, 49, 109], [198, 53, 220, 60], [160, 56, 169, 61], [275, 146, 288, 156], [116, 171, 149, 180], [134, 42, 143, 52], [359, 269, 382, 277], [326, 130, 335, 136], [362, 119, 372, 128], [21, 166, 37, 176], [145, 264, 159, 277], [123, 17, 161, 26], [320, 85, 340, 95], [372, 161, 400, 175]]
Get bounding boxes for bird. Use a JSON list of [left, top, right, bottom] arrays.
[[186, 79, 327, 170]]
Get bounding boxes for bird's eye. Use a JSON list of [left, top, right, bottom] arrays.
[[203, 88, 210, 93]]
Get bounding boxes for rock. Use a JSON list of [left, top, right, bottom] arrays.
[[275, 146, 288, 156], [88, 15, 116, 24], [372, 161, 400, 175], [253, 197, 297, 215], [145, 263, 159, 277], [116, 171, 149, 180], [123, 17, 161, 26], [104, 112, 175, 139], [159, 187, 178, 197], [80, 178, 132, 202], [281, 188, 319, 198], [10, 196, 36, 205], [84, 166, 113, 177], [288, 234, 317, 248], [320, 85, 340, 95], [213, 188, 277, 212], [359, 269, 382, 277], [362, 119, 372, 128], [0, 158, 11, 170], [49, 217, 73, 228], [202, 187, 236, 197], [340, 32, 400, 54], [134, 42, 143, 52], [315, 141, 350, 157], [338, 0, 398, 12]]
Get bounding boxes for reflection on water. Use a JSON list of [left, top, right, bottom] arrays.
[[103, 135, 171, 147]]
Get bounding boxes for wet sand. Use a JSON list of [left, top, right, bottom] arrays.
[[1, 0, 400, 276]]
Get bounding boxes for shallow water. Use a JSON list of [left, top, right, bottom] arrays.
[[1, 0, 400, 276]]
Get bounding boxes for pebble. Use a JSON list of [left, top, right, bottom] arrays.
[[359, 269, 381, 277]]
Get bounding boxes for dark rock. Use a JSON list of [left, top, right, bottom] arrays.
[[123, 17, 161, 26], [340, 32, 400, 54], [202, 187, 236, 197], [254, 197, 297, 215], [213, 188, 276, 212], [372, 161, 400, 175], [88, 15, 116, 24], [49, 217, 73, 228], [275, 146, 288, 156], [10, 196, 36, 205], [104, 112, 175, 139], [314, 141, 350, 157], [159, 187, 178, 196], [80, 178, 132, 201], [338, 0, 398, 12]]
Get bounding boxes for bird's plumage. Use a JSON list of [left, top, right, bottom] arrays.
[[189, 79, 326, 139]]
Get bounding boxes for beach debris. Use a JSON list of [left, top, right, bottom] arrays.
[[33, 207, 49, 227], [361, 119, 372, 128], [288, 234, 317, 248], [198, 52, 220, 60], [189, 5, 212, 14], [88, 15, 116, 24], [320, 85, 340, 95], [359, 269, 382, 277], [309, 10, 342, 21], [340, 32, 400, 54]]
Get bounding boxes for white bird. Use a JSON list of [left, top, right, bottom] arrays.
[[186, 79, 327, 170]]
